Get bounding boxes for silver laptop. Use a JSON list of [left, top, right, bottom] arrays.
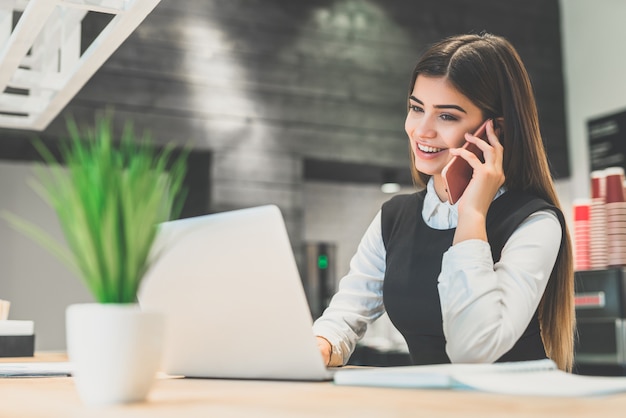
[[138, 205, 334, 381]]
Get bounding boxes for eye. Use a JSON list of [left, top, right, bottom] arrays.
[[440, 113, 458, 121], [408, 104, 423, 113]]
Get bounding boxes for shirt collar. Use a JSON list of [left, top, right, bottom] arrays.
[[422, 178, 458, 229], [422, 177, 506, 229]]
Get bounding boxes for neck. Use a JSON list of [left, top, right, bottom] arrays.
[[432, 175, 449, 203]]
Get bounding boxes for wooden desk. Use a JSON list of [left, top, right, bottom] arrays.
[[2, 355, 626, 417]]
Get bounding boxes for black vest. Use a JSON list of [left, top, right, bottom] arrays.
[[381, 190, 565, 365]]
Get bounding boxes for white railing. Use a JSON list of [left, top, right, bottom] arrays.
[[0, 0, 161, 130]]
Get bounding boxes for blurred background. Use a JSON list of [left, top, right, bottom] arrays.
[[0, 0, 620, 354]]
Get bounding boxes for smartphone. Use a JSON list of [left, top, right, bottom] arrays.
[[441, 120, 491, 205]]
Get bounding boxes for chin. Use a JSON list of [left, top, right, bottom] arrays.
[[413, 159, 445, 177]]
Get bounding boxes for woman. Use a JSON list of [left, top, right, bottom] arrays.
[[313, 33, 575, 372]]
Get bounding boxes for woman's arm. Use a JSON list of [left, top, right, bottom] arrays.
[[437, 209, 562, 363], [312, 211, 387, 366]]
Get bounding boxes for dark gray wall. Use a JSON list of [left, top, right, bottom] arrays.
[[0, 0, 568, 252]]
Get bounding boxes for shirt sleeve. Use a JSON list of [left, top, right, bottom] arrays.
[[312, 210, 387, 366], [437, 209, 562, 363]]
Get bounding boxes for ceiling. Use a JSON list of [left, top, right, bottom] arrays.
[[0, 0, 161, 131]]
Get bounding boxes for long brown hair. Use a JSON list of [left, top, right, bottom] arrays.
[[408, 33, 575, 371]]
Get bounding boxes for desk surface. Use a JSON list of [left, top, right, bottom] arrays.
[[2, 354, 626, 418]]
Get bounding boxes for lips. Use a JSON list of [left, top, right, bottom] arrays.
[[417, 143, 444, 153]]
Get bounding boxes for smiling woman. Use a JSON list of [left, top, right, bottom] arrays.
[[405, 75, 485, 202], [313, 32, 575, 373]]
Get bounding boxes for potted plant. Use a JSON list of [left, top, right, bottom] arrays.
[[3, 114, 187, 406]]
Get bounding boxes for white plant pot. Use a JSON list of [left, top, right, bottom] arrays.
[[66, 303, 164, 406]]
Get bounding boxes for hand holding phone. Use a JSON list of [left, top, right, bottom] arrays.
[[441, 120, 494, 205]]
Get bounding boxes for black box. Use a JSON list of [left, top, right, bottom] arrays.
[[575, 268, 626, 375], [0, 334, 35, 357]]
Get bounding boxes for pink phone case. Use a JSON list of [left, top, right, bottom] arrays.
[[441, 120, 490, 205]]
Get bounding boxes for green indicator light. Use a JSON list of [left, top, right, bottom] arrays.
[[317, 254, 329, 270]]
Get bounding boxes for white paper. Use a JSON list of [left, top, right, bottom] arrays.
[[453, 369, 626, 397], [334, 359, 626, 397], [0, 320, 34, 336], [0, 362, 72, 377]]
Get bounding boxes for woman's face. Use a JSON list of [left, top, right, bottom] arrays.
[[405, 75, 484, 178]]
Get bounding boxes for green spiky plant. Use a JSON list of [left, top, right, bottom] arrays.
[[3, 115, 187, 303]]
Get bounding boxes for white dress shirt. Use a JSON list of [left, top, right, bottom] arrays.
[[312, 178, 562, 366]]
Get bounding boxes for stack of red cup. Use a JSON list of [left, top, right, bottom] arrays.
[[573, 200, 591, 271], [589, 170, 608, 269], [605, 167, 626, 267]]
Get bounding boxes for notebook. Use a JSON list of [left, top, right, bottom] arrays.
[[138, 205, 334, 381], [334, 358, 626, 397]]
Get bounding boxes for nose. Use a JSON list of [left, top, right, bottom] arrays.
[[406, 114, 436, 140]]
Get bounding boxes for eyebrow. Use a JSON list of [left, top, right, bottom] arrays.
[[409, 96, 467, 114]]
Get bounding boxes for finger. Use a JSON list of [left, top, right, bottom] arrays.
[[466, 121, 503, 163], [485, 119, 504, 150], [463, 131, 492, 157], [485, 119, 504, 166], [450, 146, 484, 170]]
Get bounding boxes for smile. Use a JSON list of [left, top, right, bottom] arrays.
[[417, 143, 444, 153]]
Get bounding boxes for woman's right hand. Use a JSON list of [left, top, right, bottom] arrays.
[[316, 336, 332, 366], [452, 118, 505, 245]]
